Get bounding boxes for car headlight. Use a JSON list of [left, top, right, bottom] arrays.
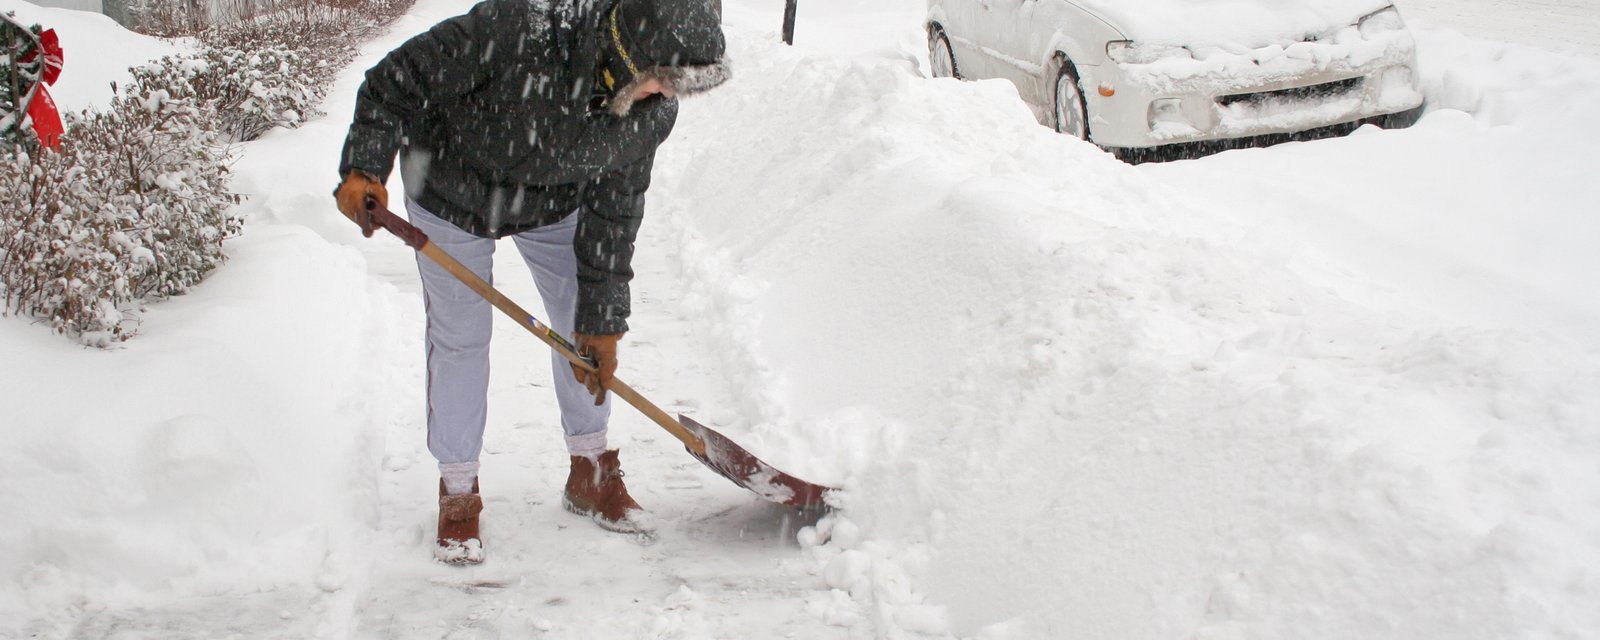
[[1358, 5, 1406, 38], [1106, 40, 1193, 65]]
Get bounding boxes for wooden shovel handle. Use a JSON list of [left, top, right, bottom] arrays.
[[365, 202, 707, 456]]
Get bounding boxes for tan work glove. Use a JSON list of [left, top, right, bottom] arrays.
[[334, 170, 388, 237], [571, 332, 622, 405]]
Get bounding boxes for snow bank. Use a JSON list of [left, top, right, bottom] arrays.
[[1148, 28, 1600, 346], [0, 223, 417, 636], [1403, 0, 1600, 59], [657, 5, 1600, 638]]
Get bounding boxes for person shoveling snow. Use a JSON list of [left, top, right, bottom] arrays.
[[332, 0, 729, 565]]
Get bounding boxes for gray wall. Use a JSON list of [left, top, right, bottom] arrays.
[[22, 0, 104, 12], [97, 0, 255, 30]]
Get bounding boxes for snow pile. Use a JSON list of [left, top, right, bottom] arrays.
[[1148, 28, 1600, 344], [0, 224, 417, 637], [1403, 0, 1600, 59], [656, 5, 1600, 638]]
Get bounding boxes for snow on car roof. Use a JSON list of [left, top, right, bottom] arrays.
[[1075, 0, 1394, 46]]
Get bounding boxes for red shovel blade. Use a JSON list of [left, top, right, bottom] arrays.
[[678, 415, 832, 509]]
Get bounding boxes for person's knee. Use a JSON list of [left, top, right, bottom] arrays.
[[427, 314, 493, 353]]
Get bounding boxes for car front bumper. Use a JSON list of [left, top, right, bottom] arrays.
[[1084, 30, 1426, 148]]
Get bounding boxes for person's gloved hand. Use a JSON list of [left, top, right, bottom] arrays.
[[571, 332, 622, 405], [334, 170, 388, 237]]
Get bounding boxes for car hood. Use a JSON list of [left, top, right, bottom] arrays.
[[1077, 0, 1393, 46]]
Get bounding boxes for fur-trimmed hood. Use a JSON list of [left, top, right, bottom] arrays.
[[607, 61, 732, 115]]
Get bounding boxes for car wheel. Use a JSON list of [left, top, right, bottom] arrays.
[[929, 29, 959, 79], [1054, 59, 1089, 140]]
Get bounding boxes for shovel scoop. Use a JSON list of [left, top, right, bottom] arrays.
[[365, 202, 833, 509], [678, 415, 828, 507]]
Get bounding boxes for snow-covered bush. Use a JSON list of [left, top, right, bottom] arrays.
[[129, 0, 211, 37], [130, 0, 415, 37], [200, 8, 373, 57], [134, 45, 322, 142], [1, 0, 408, 345], [0, 71, 239, 345], [176, 0, 417, 141], [127, 0, 418, 140]]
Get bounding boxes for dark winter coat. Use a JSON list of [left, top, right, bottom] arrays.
[[338, 0, 720, 335]]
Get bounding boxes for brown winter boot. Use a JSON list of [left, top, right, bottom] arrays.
[[563, 450, 651, 534], [436, 478, 484, 565]]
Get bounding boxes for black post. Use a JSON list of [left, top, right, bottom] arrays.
[[782, 0, 797, 45]]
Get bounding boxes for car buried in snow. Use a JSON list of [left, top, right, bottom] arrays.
[[925, 0, 1426, 158]]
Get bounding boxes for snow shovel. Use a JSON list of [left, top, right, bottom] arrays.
[[364, 201, 831, 509]]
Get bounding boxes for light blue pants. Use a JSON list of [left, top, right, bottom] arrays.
[[407, 198, 611, 475]]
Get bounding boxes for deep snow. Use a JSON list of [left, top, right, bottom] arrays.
[[4, 0, 1599, 638]]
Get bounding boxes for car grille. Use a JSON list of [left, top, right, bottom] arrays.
[[1216, 77, 1364, 107]]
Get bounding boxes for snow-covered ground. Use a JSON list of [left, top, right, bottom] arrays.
[[1406, 0, 1600, 58], [3, 0, 1598, 638]]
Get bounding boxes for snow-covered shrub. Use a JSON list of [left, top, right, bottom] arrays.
[[71, 80, 242, 296], [126, 0, 405, 142], [180, 0, 419, 141], [133, 45, 322, 142], [347, 0, 416, 18], [0, 72, 240, 345], [201, 7, 372, 56], [1, 0, 412, 344], [130, 0, 211, 37], [0, 149, 123, 340], [131, 0, 414, 37]]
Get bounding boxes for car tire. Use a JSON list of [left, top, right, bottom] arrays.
[[1053, 59, 1089, 140], [929, 28, 960, 79]]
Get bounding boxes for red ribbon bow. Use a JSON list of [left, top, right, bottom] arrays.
[[19, 29, 65, 149], [22, 29, 64, 84]]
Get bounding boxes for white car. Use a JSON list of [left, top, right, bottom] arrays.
[[926, 0, 1426, 154]]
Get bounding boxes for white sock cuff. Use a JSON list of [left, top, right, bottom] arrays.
[[565, 431, 608, 459], [439, 461, 480, 495]]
